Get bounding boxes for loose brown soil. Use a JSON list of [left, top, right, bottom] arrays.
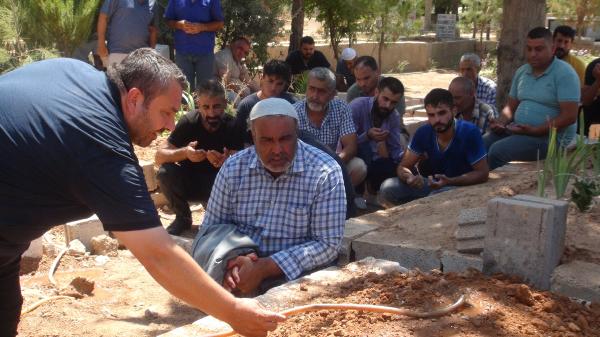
[[267, 270, 600, 337]]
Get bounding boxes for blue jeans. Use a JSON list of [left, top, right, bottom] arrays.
[[378, 176, 455, 207], [175, 52, 215, 92], [483, 132, 548, 170]]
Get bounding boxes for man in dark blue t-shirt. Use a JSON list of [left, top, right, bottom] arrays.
[[378, 88, 489, 207], [0, 49, 282, 337]]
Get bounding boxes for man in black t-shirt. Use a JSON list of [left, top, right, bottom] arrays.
[[0, 49, 282, 337], [236, 59, 297, 145], [155, 80, 243, 235], [285, 36, 331, 75], [581, 58, 600, 136]]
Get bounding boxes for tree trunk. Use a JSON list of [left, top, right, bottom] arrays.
[[326, 9, 339, 60], [424, 0, 433, 31], [378, 15, 385, 68], [496, 0, 545, 110], [288, 0, 304, 54]]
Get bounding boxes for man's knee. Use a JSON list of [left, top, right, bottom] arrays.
[[346, 157, 367, 186], [156, 163, 182, 188], [378, 177, 401, 208]]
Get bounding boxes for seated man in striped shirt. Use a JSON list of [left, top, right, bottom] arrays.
[[198, 98, 346, 295]]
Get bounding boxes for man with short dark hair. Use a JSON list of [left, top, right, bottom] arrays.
[[155, 80, 243, 235], [350, 77, 405, 193], [484, 27, 580, 170], [285, 36, 331, 75], [214, 36, 259, 101], [346, 56, 408, 147], [553, 25, 586, 85], [448, 76, 495, 134], [199, 98, 346, 295], [458, 53, 497, 108], [378, 89, 489, 207], [0, 49, 283, 337], [235, 59, 297, 145]]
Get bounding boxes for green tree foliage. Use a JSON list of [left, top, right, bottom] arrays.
[[362, 0, 423, 68], [0, 0, 58, 74], [548, 0, 600, 38], [218, 0, 285, 73], [305, 0, 367, 60], [459, 0, 502, 41], [22, 0, 101, 57]]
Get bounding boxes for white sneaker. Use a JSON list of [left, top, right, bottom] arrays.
[[354, 197, 367, 210]]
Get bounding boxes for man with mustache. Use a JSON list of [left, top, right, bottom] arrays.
[[349, 77, 405, 194], [553, 25, 586, 86], [448, 76, 495, 134], [155, 80, 243, 235], [294, 67, 367, 209], [458, 53, 497, 109], [378, 89, 489, 207], [198, 98, 346, 295], [0, 49, 283, 337], [484, 27, 580, 170]]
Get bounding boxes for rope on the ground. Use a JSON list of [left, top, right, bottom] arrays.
[[48, 247, 68, 287], [200, 294, 467, 337], [21, 296, 74, 316]]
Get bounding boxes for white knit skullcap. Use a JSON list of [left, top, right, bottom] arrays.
[[249, 98, 298, 121], [340, 48, 357, 61]]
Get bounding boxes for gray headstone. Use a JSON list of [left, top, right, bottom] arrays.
[[483, 197, 566, 290], [551, 260, 600, 303]]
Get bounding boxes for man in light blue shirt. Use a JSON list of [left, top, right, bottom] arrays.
[[97, 0, 157, 67], [199, 98, 346, 295], [484, 27, 580, 170]]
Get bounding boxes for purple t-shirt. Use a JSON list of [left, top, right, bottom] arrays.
[[164, 0, 224, 55], [349, 96, 404, 163]]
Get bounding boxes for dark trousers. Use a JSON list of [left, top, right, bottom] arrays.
[[0, 242, 29, 337], [156, 163, 217, 222], [357, 142, 397, 192]]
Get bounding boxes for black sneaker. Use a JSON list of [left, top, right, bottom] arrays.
[[166, 218, 192, 236]]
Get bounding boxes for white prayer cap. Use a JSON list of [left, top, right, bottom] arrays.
[[340, 48, 357, 61], [249, 97, 298, 121]]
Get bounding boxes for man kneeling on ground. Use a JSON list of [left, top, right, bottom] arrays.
[[378, 89, 489, 207], [155, 80, 243, 235], [196, 98, 346, 295]]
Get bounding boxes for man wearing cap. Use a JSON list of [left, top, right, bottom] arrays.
[[197, 98, 346, 295], [336, 47, 357, 91]]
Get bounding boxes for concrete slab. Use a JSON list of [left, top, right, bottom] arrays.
[[441, 250, 483, 273], [458, 207, 487, 226], [551, 260, 600, 303], [159, 258, 406, 337], [64, 215, 107, 251], [512, 194, 568, 267], [353, 231, 441, 271], [456, 238, 484, 254], [139, 160, 157, 192], [403, 117, 428, 137], [483, 197, 564, 290], [456, 223, 486, 241], [338, 218, 379, 265]]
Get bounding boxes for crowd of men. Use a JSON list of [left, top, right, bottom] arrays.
[[1, 1, 599, 334]]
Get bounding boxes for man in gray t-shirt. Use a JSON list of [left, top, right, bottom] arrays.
[[97, 0, 157, 67]]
